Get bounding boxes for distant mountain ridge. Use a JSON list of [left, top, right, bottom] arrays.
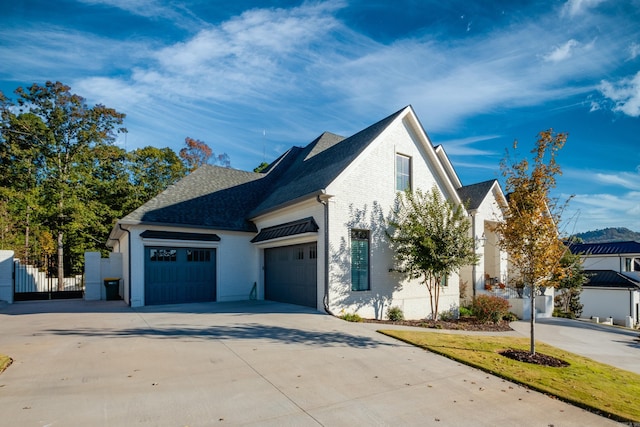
[[573, 227, 640, 243]]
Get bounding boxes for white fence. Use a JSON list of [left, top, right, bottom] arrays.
[[13, 261, 84, 293]]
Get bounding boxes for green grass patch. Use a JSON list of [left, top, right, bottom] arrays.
[[0, 353, 12, 374], [379, 330, 640, 423]]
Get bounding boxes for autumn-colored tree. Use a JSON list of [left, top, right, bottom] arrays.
[[495, 130, 569, 354], [387, 187, 478, 319], [179, 137, 213, 172]]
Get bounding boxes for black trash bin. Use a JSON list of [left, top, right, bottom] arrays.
[[104, 278, 121, 300]]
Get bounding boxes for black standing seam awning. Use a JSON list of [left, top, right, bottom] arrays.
[[251, 217, 319, 243], [140, 230, 221, 241]]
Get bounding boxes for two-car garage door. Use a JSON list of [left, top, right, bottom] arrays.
[[264, 243, 317, 308], [145, 247, 216, 305]]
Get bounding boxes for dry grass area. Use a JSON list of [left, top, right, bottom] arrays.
[[379, 330, 640, 423]]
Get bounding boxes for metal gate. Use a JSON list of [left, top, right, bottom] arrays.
[[13, 259, 84, 301]]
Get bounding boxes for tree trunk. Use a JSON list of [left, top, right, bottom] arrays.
[[530, 283, 536, 355], [57, 231, 64, 291]]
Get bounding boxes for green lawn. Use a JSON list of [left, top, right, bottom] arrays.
[[379, 330, 640, 423], [0, 354, 11, 374]]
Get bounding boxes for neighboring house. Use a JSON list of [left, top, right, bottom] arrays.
[[107, 106, 507, 319], [568, 241, 640, 326]]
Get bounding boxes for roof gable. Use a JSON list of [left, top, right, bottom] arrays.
[[249, 107, 407, 217], [457, 180, 500, 211]]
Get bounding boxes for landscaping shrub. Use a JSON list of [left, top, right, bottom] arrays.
[[339, 312, 363, 322], [459, 306, 473, 317], [502, 312, 518, 322], [472, 295, 510, 323], [386, 306, 404, 321]]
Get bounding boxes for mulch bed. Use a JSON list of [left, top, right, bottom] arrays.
[[499, 349, 570, 367], [363, 316, 513, 332]]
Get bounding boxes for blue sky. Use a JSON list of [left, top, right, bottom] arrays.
[[1, 0, 639, 233]]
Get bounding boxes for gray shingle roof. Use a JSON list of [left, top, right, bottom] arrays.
[[120, 165, 266, 231], [117, 108, 407, 232], [568, 241, 640, 256], [583, 270, 640, 288], [457, 180, 497, 210]]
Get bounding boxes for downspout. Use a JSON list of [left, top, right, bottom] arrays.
[[118, 223, 132, 307], [317, 191, 333, 315], [470, 210, 477, 299]]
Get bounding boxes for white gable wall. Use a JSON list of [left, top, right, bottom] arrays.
[[325, 114, 461, 320]]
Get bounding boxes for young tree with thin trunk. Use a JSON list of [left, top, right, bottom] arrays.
[[388, 187, 478, 320], [495, 130, 569, 354]]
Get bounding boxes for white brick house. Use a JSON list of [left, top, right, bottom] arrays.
[[108, 106, 507, 319]]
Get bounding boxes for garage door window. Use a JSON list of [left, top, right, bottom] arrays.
[[351, 229, 370, 291], [149, 248, 177, 262], [187, 249, 211, 262]]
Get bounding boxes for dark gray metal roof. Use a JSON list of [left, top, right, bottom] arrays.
[[251, 217, 319, 243], [457, 180, 497, 210], [583, 270, 640, 288], [568, 241, 640, 256], [140, 230, 221, 241]]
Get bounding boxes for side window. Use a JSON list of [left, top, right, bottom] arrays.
[[351, 229, 370, 291], [396, 154, 411, 191]]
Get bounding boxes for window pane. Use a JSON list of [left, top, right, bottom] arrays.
[[396, 154, 410, 191], [351, 230, 369, 291]]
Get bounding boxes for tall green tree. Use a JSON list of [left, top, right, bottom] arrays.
[[387, 187, 478, 319], [128, 146, 187, 206], [0, 81, 126, 288], [495, 130, 569, 354], [553, 250, 586, 318]]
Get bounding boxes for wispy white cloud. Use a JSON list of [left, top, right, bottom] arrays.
[[629, 42, 640, 60], [594, 171, 640, 190], [599, 71, 640, 117], [561, 0, 607, 18], [563, 191, 640, 233], [435, 135, 501, 156], [543, 39, 579, 62], [75, 0, 205, 27]]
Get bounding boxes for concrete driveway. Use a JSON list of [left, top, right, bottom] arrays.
[[0, 300, 623, 426]]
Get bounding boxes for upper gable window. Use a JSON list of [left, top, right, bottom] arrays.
[[396, 154, 411, 191]]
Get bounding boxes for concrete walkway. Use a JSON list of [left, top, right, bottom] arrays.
[[0, 300, 624, 426], [510, 317, 640, 375]]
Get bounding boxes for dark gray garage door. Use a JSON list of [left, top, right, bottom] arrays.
[[265, 243, 317, 308], [145, 247, 216, 305]]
